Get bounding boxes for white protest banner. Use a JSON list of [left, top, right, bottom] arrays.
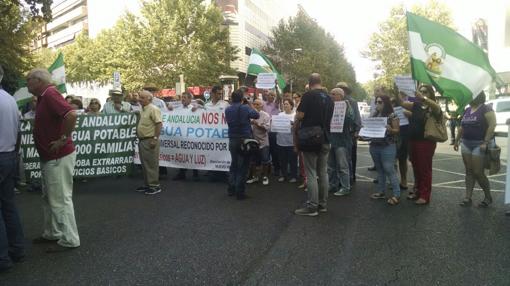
[[393, 106, 409, 126], [134, 109, 231, 171], [394, 75, 416, 97], [331, 101, 347, 133], [271, 114, 292, 133], [20, 114, 137, 179], [255, 73, 277, 89], [359, 117, 387, 138]]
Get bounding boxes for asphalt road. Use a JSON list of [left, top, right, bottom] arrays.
[[1, 140, 510, 286]]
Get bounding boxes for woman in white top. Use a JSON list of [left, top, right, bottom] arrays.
[[276, 99, 297, 183]]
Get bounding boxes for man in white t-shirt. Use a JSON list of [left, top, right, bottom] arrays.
[[0, 65, 25, 271], [204, 85, 229, 111]]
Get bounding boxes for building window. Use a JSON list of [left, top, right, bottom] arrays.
[[245, 47, 252, 56]]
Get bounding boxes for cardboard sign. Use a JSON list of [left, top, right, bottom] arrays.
[[256, 73, 277, 89], [394, 75, 416, 97], [359, 117, 387, 138]]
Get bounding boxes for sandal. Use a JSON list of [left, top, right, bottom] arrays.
[[406, 193, 418, 200], [370, 192, 386, 200], [459, 198, 472, 207], [414, 198, 429, 205], [387, 197, 400, 206]]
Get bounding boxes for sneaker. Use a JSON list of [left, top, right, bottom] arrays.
[[262, 176, 269, 185], [278, 177, 285, 182], [294, 206, 318, 217], [145, 187, 162, 195], [318, 205, 328, 213], [14, 187, 20, 194], [334, 189, 351, 196], [246, 177, 259, 184], [135, 186, 148, 193], [288, 178, 297, 183], [298, 183, 306, 189]]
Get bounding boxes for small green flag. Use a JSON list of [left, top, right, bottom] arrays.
[[247, 48, 286, 91], [407, 12, 500, 108], [48, 52, 67, 93]]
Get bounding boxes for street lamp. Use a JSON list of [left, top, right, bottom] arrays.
[[290, 48, 302, 93]]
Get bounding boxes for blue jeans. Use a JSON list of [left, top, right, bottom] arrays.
[[369, 144, 400, 197], [328, 146, 350, 191], [228, 138, 250, 195], [0, 151, 25, 268], [278, 146, 298, 179]]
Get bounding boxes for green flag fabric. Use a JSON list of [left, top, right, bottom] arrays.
[[48, 52, 67, 93], [406, 12, 499, 108], [247, 48, 286, 91]]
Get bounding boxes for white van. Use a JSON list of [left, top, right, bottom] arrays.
[[487, 98, 510, 136]]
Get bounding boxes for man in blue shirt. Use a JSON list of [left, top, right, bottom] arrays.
[[225, 90, 259, 200], [0, 65, 25, 272]]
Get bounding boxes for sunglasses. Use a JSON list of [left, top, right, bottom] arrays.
[[419, 90, 428, 93], [376, 100, 383, 104]]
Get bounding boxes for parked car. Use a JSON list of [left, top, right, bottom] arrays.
[[487, 98, 510, 136]]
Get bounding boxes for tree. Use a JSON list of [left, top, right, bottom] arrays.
[[363, 0, 454, 89], [262, 7, 357, 93], [63, 0, 237, 90], [0, 0, 52, 93]]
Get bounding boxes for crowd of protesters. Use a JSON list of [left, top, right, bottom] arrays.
[[0, 65, 507, 273]]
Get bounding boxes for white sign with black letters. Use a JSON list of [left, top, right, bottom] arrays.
[[271, 115, 292, 133], [331, 101, 347, 133], [393, 106, 409, 126], [359, 117, 387, 138]]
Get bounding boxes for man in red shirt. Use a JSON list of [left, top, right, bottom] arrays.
[[27, 69, 80, 253]]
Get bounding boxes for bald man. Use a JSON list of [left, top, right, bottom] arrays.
[[136, 91, 163, 195]]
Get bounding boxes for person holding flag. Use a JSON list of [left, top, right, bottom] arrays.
[[405, 12, 502, 205], [397, 85, 441, 205]]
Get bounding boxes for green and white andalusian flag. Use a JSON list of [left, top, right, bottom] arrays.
[[14, 52, 67, 107], [407, 12, 500, 108], [247, 48, 286, 91], [48, 52, 67, 93]]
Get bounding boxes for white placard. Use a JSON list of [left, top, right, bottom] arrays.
[[331, 101, 347, 133], [359, 117, 387, 138], [394, 75, 416, 97], [256, 73, 277, 89], [271, 115, 292, 133], [393, 106, 409, 126], [113, 71, 121, 89]]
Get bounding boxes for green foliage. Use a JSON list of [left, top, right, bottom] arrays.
[[32, 47, 57, 68], [0, 1, 50, 93], [63, 0, 237, 90], [363, 0, 454, 89], [263, 7, 357, 93]]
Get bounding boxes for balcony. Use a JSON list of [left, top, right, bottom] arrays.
[[47, 21, 88, 48], [47, 5, 87, 32], [52, 0, 86, 18]]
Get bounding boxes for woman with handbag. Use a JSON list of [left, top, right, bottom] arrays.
[[367, 95, 401, 205], [398, 84, 442, 205], [453, 92, 496, 207]]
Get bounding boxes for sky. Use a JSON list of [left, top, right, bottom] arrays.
[[86, 0, 508, 84], [293, 0, 504, 83]]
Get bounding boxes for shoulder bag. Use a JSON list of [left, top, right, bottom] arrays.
[[424, 110, 448, 142]]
